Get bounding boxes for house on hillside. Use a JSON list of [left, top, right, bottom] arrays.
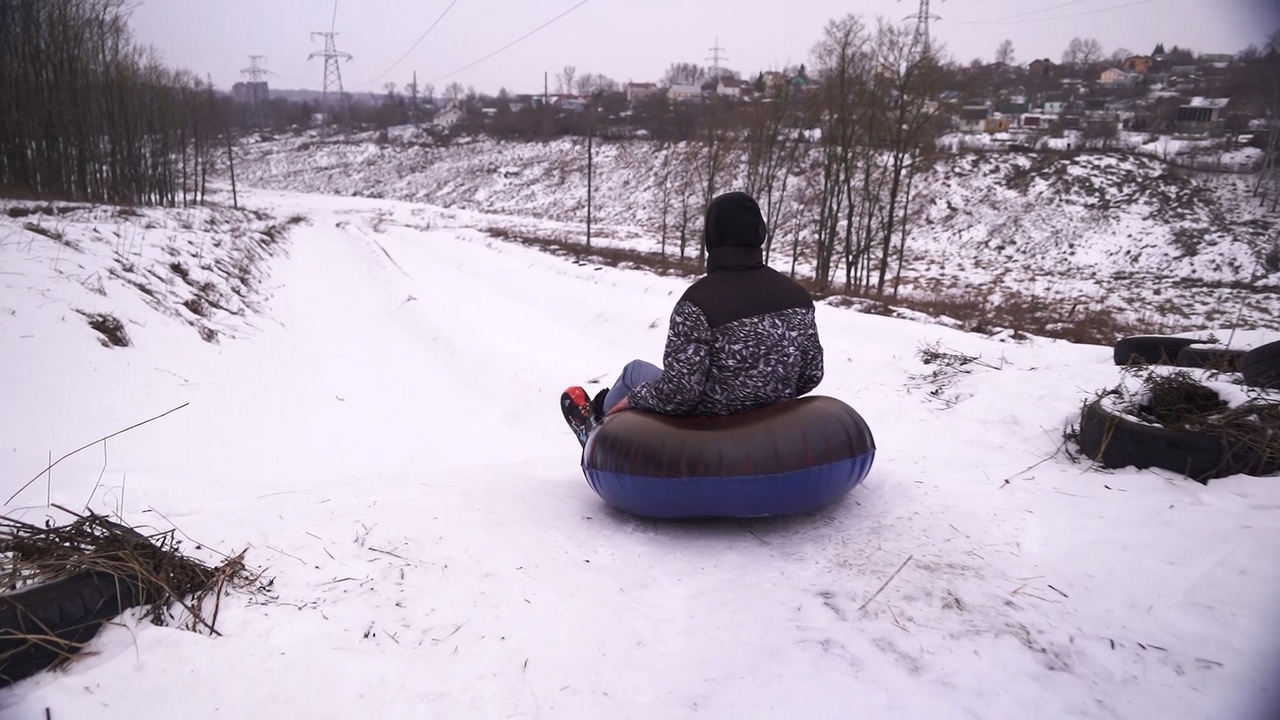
[[1100, 68, 1140, 87], [1122, 55, 1154, 74], [433, 102, 464, 129], [958, 105, 990, 132], [716, 76, 742, 99], [1176, 97, 1229, 135], [982, 117, 1012, 133], [1028, 58, 1055, 76], [1060, 78, 1086, 97], [761, 71, 788, 91], [625, 82, 660, 104], [667, 84, 703, 103], [996, 96, 1029, 115], [1020, 113, 1053, 130], [1199, 53, 1233, 68]]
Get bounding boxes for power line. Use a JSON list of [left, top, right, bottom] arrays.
[[428, 0, 591, 85], [367, 0, 462, 85], [946, 0, 1086, 25], [945, 0, 1156, 26]]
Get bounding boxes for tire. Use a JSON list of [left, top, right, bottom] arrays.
[[1241, 340, 1280, 389], [1077, 399, 1279, 483], [1113, 336, 1201, 366], [0, 570, 148, 688], [1175, 345, 1248, 373]]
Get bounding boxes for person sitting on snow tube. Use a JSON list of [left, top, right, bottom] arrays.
[[561, 190, 823, 439]]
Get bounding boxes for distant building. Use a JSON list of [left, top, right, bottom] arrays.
[[982, 117, 1012, 133], [433, 102, 464, 129], [958, 105, 990, 132], [1028, 58, 1055, 76], [1122, 55, 1154, 74], [996, 97, 1029, 115], [1176, 97, 1229, 135], [761, 71, 788, 91], [1099, 68, 1140, 87], [232, 81, 270, 104], [1020, 114, 1052, 129], [716, 77, 751, 99], [667, 84, 703, 103], [625, 82, 660, 104]]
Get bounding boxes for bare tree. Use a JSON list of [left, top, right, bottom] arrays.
[[576, 72, 618, 96], [743, 78, 800, 264], [810, 13, 872, 291], [445, 81, 465, 101], [995, 39, 1015, 66], [1109, 47, 1133, 65], [662, 62, 706, 87], [557, 65, 577, 95], [0, 0, 228, 206], [868, 21, 949, 297], [1062, 37, 1104, 66]]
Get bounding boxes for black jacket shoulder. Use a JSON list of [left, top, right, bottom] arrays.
[[681, 265, 814, 330]]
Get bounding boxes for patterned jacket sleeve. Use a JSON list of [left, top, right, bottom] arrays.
[[796, 315, 824, 396], [627, 301, 711, 415]]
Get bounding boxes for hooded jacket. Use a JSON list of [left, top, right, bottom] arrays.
[[628, 192, 824, 416]]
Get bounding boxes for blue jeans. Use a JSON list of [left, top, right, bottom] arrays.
[[603, 359, 663, 412]]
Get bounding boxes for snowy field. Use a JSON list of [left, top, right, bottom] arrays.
[[1, 189, 1279, 719]]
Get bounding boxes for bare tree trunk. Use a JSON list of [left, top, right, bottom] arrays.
[[226, 131, 238, 210]]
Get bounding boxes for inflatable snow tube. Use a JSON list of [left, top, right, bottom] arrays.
[[581, 396, 875, 519]]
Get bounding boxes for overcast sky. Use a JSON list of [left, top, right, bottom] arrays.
[[128, 0, 1280, 96]]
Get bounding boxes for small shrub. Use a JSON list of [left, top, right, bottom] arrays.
[[182, 297, 208, 318], [23, 222, 63, 242], [78, 312, 130, 348]]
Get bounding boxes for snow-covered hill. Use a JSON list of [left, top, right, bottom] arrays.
[[2, 189, 1279, 720], [234, 132, 1280, 335]]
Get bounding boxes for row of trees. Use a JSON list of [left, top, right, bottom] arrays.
[[617, 16, 947, 298], [0, 0, 227, 205]]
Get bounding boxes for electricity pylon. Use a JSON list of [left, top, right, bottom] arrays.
[[309, 32, 353, 132]]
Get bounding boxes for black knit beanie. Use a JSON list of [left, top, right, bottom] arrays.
[[704, 192, 767, 250]]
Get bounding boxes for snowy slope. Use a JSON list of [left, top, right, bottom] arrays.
[[233, 133, 1280, 335], [1, 190, 1279, 720]]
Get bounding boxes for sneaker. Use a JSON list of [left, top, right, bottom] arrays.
[[591, 387, 610, 424], [560, 386, 593, 447]]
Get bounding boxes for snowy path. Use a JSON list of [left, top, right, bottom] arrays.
[[2, 191, 1278, 719]]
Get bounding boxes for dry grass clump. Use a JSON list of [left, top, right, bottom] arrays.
[[0, 508, 265, 685], [1, 508, 260, 635]]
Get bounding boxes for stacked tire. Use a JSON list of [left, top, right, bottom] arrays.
[[1078, 399, 1279, 483], [0, 571, 148, 687], [1085, 335, 1280, 482], [1242, 340, 1280, 390]]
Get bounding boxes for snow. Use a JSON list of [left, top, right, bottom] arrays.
[[2, 188, 1280, 719]]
